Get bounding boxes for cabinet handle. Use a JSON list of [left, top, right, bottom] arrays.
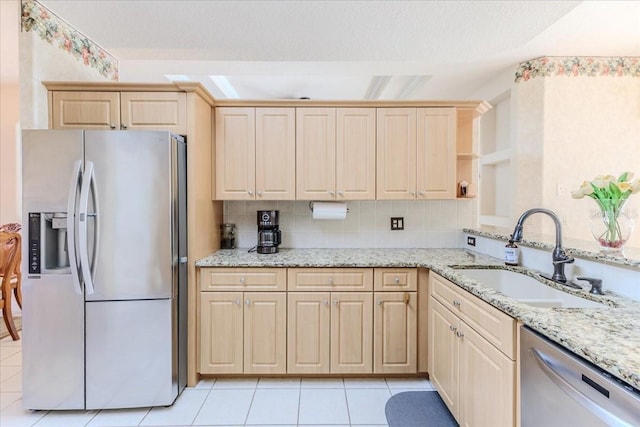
[[449, 325, 457, 332], [248, 191, 253, 196], [240, 277, 246, 284], [323, 300, 329, 305], [456, 331, 465, 338], [245, 299, 250, 306], [409, 191, 416, 196], [333, 300, 339, 306], [328, 190, 335, 196], [234, 298, 241, 305], [418, 191, 426, 196], [109, 123, 116, 129], [452, 299, 461, 307], [394, 277, 400, 284], [338, 191, 344, 197], [120, 123, 127, 130], [257, 191, 262, 197], [328, 278, 334, 285]]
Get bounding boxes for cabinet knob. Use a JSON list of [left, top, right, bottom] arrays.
[[257, 191, 262, 197], [409, 191, 416, 196], [338, 191, 344, 197], [248, 191, 253, 196], [418, 191, 426, 196], [394, 277, 400, 284], [109, 123, 116, 129], [333, 300, 339, 306], [120, 123, 128, 130], [328, 190, 335, 196], [245, 299, 250, 306], [452, 299, 461, 307], [240, 277, 246, 284], [328, 278, 334, 285], [456, 331, 465, 338], [449, 325, 457, 332], [234, 298, 241, 305], [323, 300, 329, 305], [377, 300, 383, 305]]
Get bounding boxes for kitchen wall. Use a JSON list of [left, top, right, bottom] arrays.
[[225, 199, 476, 249]]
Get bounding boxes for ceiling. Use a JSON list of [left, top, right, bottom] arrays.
[[14, 1, 640, 99]]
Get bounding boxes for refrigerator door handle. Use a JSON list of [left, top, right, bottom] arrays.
[[89, 160, 100, 284], [67, 160, 83, 296], [79, 161, 96, 295]]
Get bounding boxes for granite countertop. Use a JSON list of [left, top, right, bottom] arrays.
[[196, 248, 640, 390], [464, 227, 640, 269]]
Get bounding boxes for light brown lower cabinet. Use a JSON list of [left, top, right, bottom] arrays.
[[200, 291, 286, 374], [373, 292, 417, 374], [428, 273, 516, 427], [287, 292, 373, 374]]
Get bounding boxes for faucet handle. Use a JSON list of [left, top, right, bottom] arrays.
[[553, 250, 575, 265], [576, 277, 604, 295]]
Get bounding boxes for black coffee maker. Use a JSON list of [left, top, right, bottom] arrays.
[[257, 210, 281, 254]]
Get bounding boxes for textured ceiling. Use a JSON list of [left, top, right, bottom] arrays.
[[23, 1, 640, 99]]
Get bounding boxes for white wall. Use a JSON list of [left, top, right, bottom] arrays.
[[225, 199, 476, 249]]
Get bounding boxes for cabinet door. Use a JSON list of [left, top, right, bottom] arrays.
[[51, 91, 120, 129], [330, 292, 373, 374], [215, 107, 256, 200], [256, 108, 296, 200], [428, 297, 459, 419], [296, 108, 336, 200], [244, 292, 287, 374], [376, 108, 416, 199], [336, 108, 376, 200], [373, 292, 417, 374], [416, 108, 457, 199], [200, 292, 243, 374], [458, 322, 515, 427], [120, 92, 187, 134], [287, 292, 330, 374]]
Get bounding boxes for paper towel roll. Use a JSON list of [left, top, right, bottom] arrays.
[[312, 202, 348, 220]]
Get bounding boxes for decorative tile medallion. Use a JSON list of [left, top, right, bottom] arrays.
[[21, 0, 119, 81], [516, 56, 640, 83]]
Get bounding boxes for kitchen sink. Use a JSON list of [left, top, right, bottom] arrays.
[[453, 268, 608, 309]]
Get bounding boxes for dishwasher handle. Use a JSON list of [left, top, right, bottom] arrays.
[[530, 348, 636, 427]]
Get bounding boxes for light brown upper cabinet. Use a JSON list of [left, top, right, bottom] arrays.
[[50, 91, 187, 134], [377, 108, 457, 200], [215, 107, 296, 200], [296, 108, 376, 200]]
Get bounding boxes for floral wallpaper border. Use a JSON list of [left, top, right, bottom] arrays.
[[21, 0, 118, 81], [515, 56, 640, 83]]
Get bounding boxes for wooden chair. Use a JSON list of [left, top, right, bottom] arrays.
[[0, 231, 22, 340]]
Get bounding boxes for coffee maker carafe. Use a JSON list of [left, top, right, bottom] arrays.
[[257, 210, 281, 254]]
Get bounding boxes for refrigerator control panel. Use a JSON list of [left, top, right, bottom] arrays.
[[28, 213, 41, 274]]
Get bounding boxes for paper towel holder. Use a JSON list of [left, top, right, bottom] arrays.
[[308, 201, 350, 214]]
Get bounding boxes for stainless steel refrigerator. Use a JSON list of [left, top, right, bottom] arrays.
[[21, 130, 187, 410]]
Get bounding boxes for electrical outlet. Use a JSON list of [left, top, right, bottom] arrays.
[[390, 217, 404, 230], [467, 236, 476, 246]]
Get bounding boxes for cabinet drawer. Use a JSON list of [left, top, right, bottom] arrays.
[[200, 268, 286, 291], [430, 273, 516, 360], [288, 268, 373, 291], [374, 268, 417, 291]]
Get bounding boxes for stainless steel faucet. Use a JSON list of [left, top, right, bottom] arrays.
[[510, 208, 575, 284]]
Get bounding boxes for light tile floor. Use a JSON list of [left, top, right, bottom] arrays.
[[0, 336, 435, 426]]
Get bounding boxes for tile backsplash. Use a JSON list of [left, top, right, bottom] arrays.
[[224, 199, 477, 249]]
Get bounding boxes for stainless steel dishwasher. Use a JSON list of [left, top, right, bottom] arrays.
[[520, 326, 640, 426]]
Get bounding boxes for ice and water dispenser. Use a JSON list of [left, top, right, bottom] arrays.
[[28, 212, 70, 274]]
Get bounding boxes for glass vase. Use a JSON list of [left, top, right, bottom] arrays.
[[589, 199, 636, 252]]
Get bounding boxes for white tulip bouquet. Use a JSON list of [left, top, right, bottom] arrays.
[[572, 172, 640, 249]]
